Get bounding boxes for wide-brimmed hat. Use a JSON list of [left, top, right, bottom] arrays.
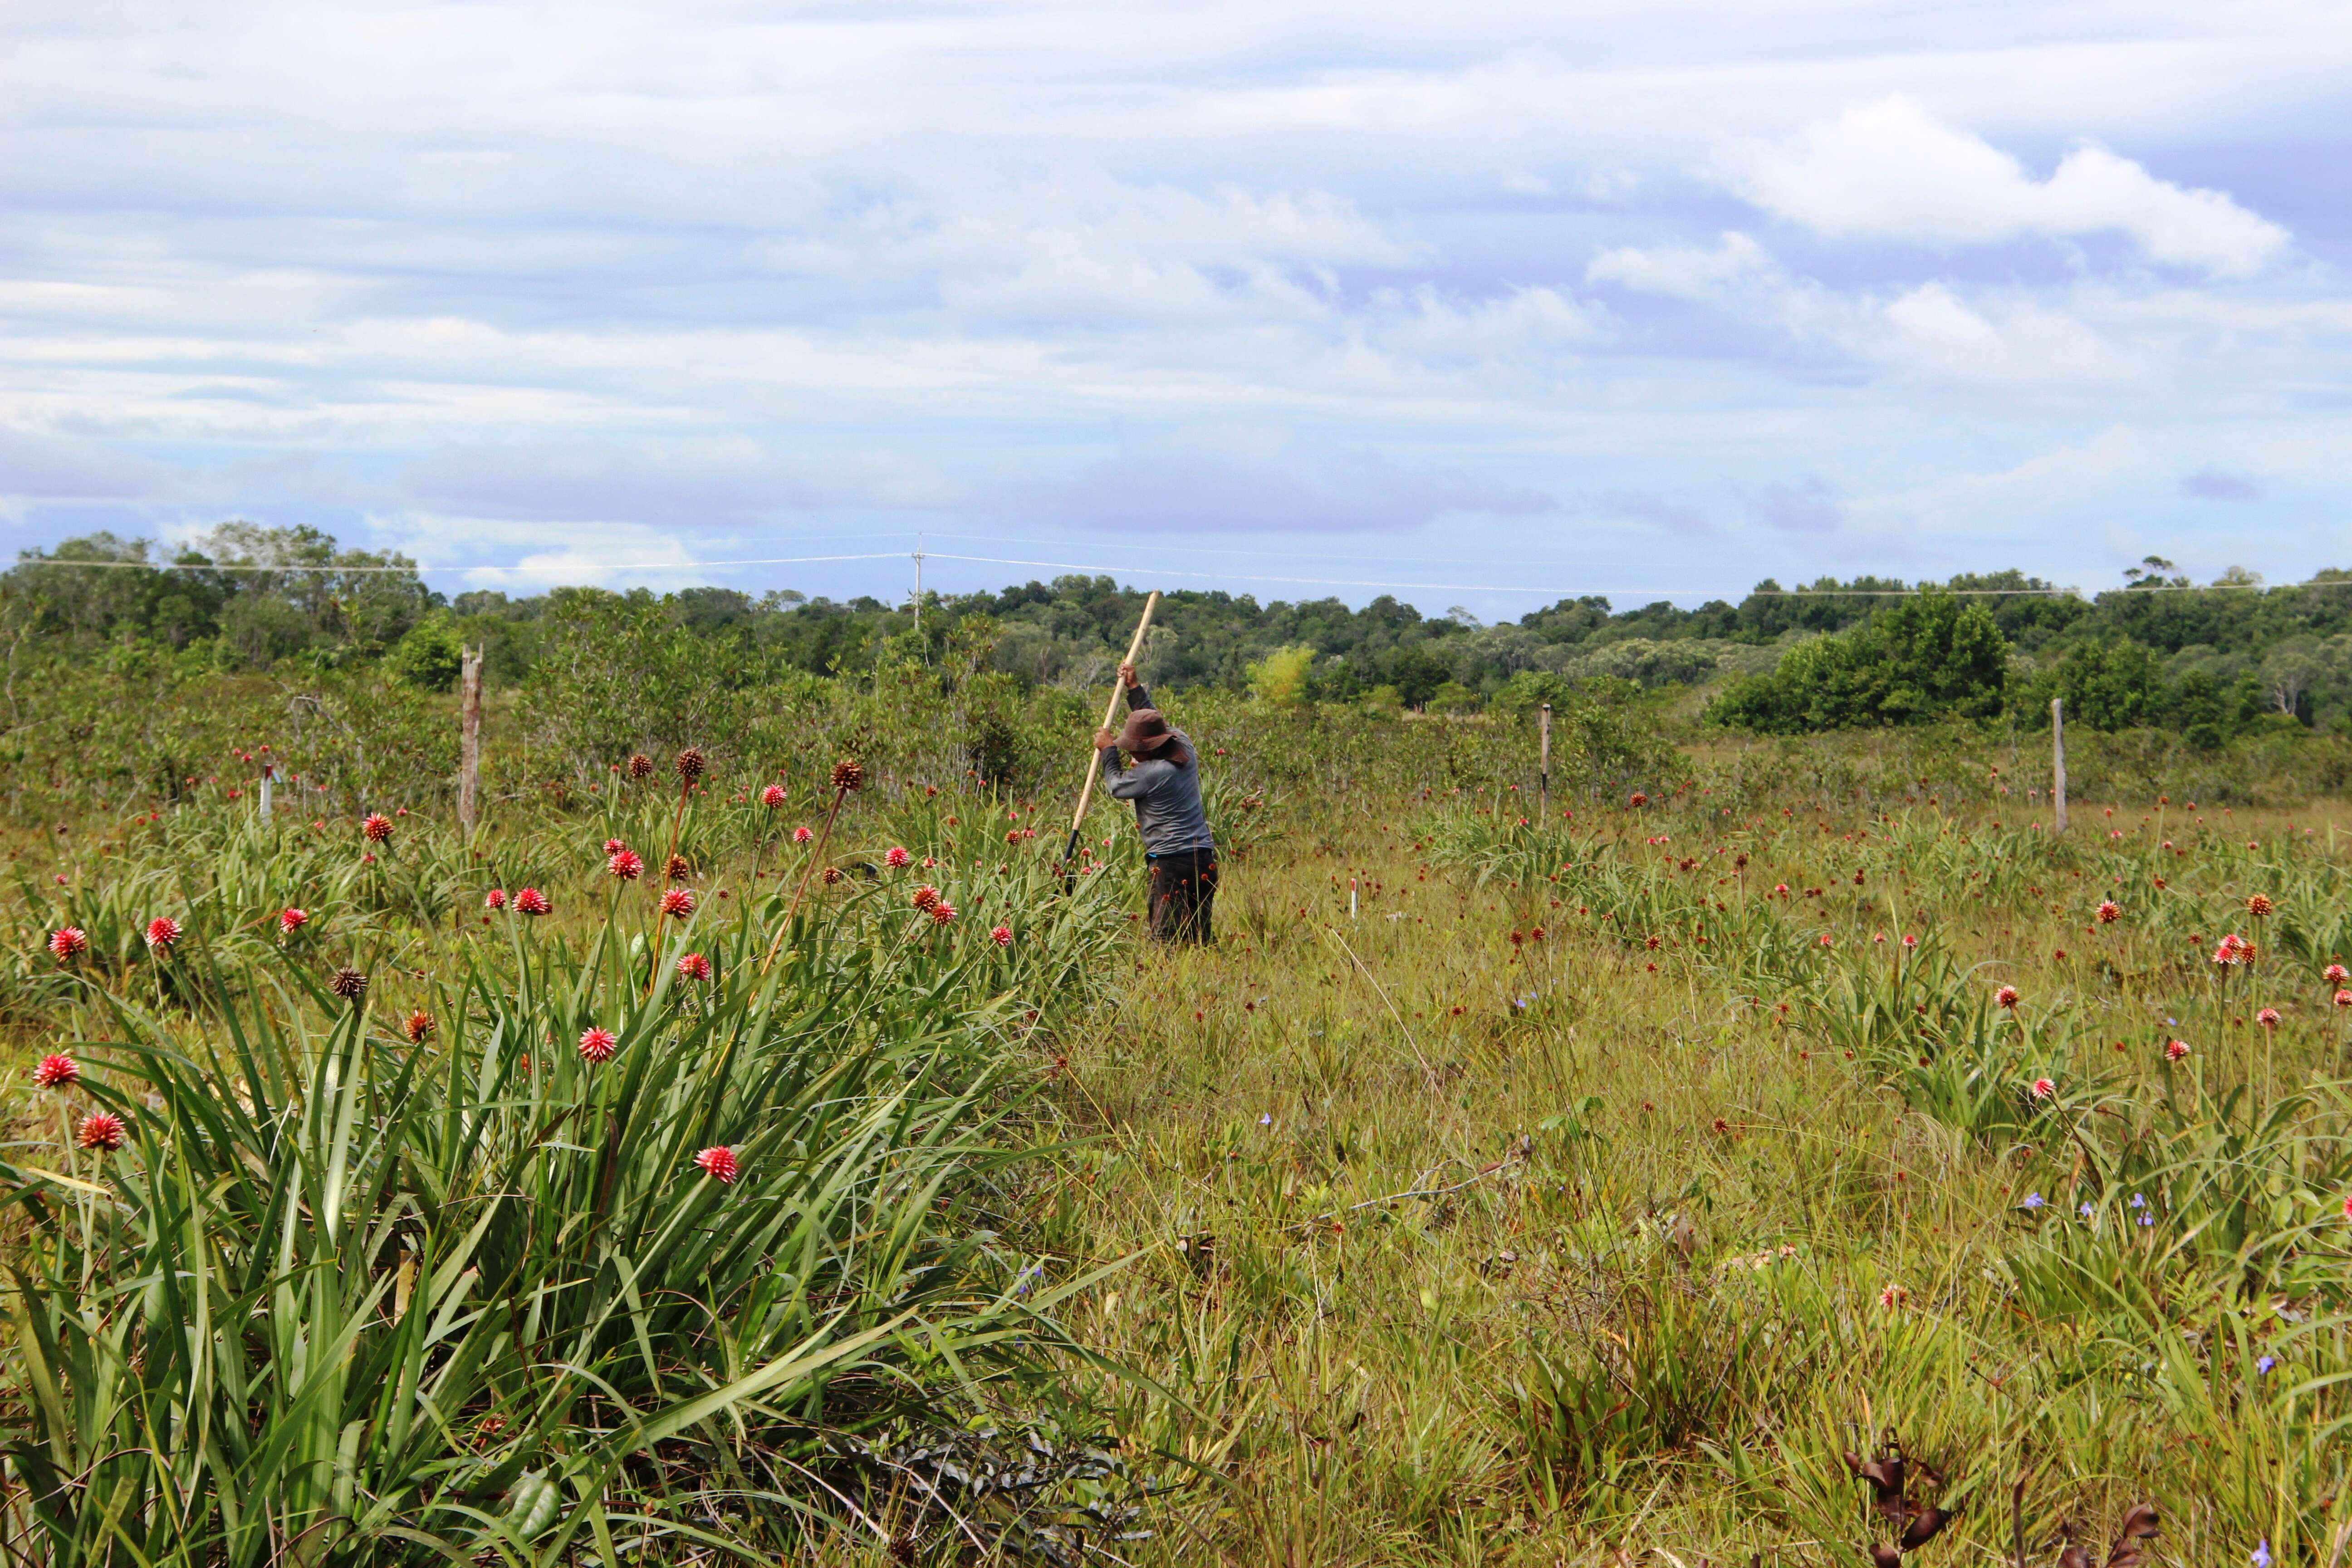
[[1115, 708, 1176, 755]]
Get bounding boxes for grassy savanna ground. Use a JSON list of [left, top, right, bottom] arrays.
[[1024, 786, 2352, 1567]]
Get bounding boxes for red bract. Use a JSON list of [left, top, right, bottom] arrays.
[[1995, 985, 2019, 1009], [404, 1010, 436, 1043], [145, 916, 181, 951], [607, 848, 644, 881], [660, 889, 696, 918], [912, 885, 941, 912], [514, 888, 550, 916], [2096, 901, 2121, 924], [695, 1145, 739, 1183], [279, 907, 308, 936], [990, 924, 1012, 948], [485, 889, 507, 910], [885, 846, 911, 868], [78, 1111, 126, 1151], [2257, 1007, 2282, 1029], [32, 1053, 78, 1088], [792, 826, 813, 844], [47, 927, 86, 962], [2165, 1039, 2190, 1061], [604, 838, 627, 854], [2337, 989, 2352, 1009], [362, 813, 393, 844], [578, 1027, 618, 1063], [676, 951, 712, 981], [2029, 1077, 2054, 1100], [2327, 963, 2349, 984], [931, 902, 957, 926], [2249, 893, 2275, 917], [1629, 793, 1648, 807], [761, 784, 786, 808]]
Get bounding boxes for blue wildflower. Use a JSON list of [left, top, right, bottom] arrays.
[[2022, 1192, 2045, 1210], [2254, 1540, 2272, 1568], [2258, 1355, 2276, 1375], [2080, 1201, 2097, 1219], [2129, 1192, 2146, 1209]]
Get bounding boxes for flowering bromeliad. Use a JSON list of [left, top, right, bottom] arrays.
[[607, 848, 645, 881], [514, 888, 551, 916], [660, 889, 696, 919], [47, 927, 87, 963], [694, 1145, 739, 1183], [931, 902, 957, 926], [362, 813, 393, 845], [578, 1027, 618, 1063], [278, 907, 309, 936], [760, 784, 786, 808], [885, 846, 911, 868], [485, 889, 507, 910], [32, 1053, 78, 1088], [145, 916, 181, 952], [911, 884, 941, 913], [676, 951, 713, 982]]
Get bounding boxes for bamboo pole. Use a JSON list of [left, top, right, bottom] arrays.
[[457, 646, 483, 838], [2051, 697, 2068, 833], [1063, 592, 1160, 886]]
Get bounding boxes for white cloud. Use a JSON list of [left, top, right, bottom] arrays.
[[1716, 96, 2290, 277], [1587, 232, 1769, 298]]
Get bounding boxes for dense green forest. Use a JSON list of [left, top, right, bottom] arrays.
[[14, 527, 2352, 740]]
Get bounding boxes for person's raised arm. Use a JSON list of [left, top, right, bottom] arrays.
[[1119, 662, 1152, 712]]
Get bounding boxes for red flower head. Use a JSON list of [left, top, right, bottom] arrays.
[[485, 888, 507, 910], [695, 1144, 739, 1182], [2249, 893, 2275, 918], [77, 1111, 127, 1151], [47, 927, 87, 963], [604, 838, 627, 854], [660, 888, 696, 919], [1629, 793, 1647, 808], [1995, 985, 2019, 1009], [607, 848, 644, 881], [2257, 1007, 2282, 1029], [931, 902, 957, 926], [912, 884, 941, 913], [145, 916, 181, 951], [664, 854, 690, 882], [676, 951, 713, 982], [627, 753, 655, 780], [1901, 934, 1919, 949], [278, 907, 308, 936], [404, 1010, 436, 1043], [577, 1026, 618, 1063], [2165, 1039, 2190, 1061], [922, 856, 937, 868], [1643, 934, 1661, 951], [32, 1053, 78, 1088], [761, 784, 787, 808], [885, 846, 911, 868], [2029, 1077, 2055, 1100], [792, 826, 813, 844], [2326, 963, 2349, 984], [2337, 989, 2352, 1010], [362, 813, 393, 844], [514, 888, 550, 916], [990, 923, 1012, 948], [2096, 900, 2121, 924]]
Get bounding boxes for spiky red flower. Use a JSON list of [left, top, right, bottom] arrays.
[[695, 1145, 739, 1183], [2096, 901, 2121, 924], [2326, 963, 2349, 984], [911, 884, 941, 912], [761, 784, 786, 808], [931, 902, 957, 926], [77, 1111, 126, 1151], [2215, 933, 2252, 966], [362, 813, 393, 844], [990, 924, 1012, 948], [1643, 934, 1661, 951], [885, 846, 911, 868], [404, 1010, 436, 1043], [32, 1053, 78, 1088], [604, 838, 627, 854], [2165, 1039, 2190, 1061], [792, 826, 813, 844], [1995, 985, 2019, 1009], [279, 907, 308, 936], [47, 927, 87, 962], [1628, 793, 1647, 807], [2249, 893, 2275, 918], [514, 887, 550, 916], [2337, 989, 2352, 1010], [676, 951, 712, 982], [660, 888, 696, 919], [2257, 1007, 2282, 1029], [1901, 934, 1918, 949], [485, 888, 507, 910], [578, 1026, 618, 1063], [607, 848, 644, 881], [145, 916, 181, 951], [2029, 1077, 2054, 1100]]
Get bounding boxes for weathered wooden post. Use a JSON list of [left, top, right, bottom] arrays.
[[458, 646, 483, 837], [1539, 702, 1552, 818], [258, 761, 274, 824], [2051, 697, 2068, 833]]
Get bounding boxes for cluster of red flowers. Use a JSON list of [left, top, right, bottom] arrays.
[[146, 916, 181, 951], [608, 847, 644, 881], [761, 784, 787, 808], [485, 889, 507, 910], [990, 924, 1012, 948], [695, 1145, 739, 1183], [912, 884, 941, 912], [2096, 900, 2121, 924], [2212, 934, 2254, 967], [514, 888, 550, 915], [2248, 893, 2275, 918], [362, 813, 393, 844], [2165, 1039, 2190, 1062], [885, 846, 911, 868], [578, 1026, 618, 1063], [47, 927, 86, 962], [279, 907, 308, 936], [676, 951, 713, 982], [660, 889, 696, 919], [33, 1053, 78, 1088]]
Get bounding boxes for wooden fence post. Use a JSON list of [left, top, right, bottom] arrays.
[[2051, 697, 2067, 833], [1538, 702, 1552, 818], [458, 646, 483, 838]]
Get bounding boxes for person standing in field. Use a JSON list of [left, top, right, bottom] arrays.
[[1093, 660, 1217, 943]]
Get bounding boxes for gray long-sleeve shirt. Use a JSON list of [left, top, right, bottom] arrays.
[[1099, 682, 1215, 856]]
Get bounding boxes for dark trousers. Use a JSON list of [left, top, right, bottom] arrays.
[[1146, 850, 1218, 944]]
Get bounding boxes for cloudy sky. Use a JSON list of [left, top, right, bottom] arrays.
[[4, 1, 2349, 617]]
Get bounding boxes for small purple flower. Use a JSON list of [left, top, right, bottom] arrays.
[[2254, 1540, 2272, 1568], [2022, 1192, 2045, 1210], [2129, 1192, 2146, 1209], [2257, 1355, 2277, 1375], [2079, 1201, 2096, 1219]]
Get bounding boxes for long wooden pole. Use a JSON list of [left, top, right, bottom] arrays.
[[457, 646, 483, 838], [1063, 592, 1159, 884], [2051, 697, 2068, 833]]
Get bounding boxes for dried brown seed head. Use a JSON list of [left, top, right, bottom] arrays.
[[329, 967, 368, 1002], [675, 747, 706, 783], [830, 760, 865, 793], [627, 753, 655, 779]]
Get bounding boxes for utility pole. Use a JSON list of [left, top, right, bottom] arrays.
[[2051, 697, 2068, 833]]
